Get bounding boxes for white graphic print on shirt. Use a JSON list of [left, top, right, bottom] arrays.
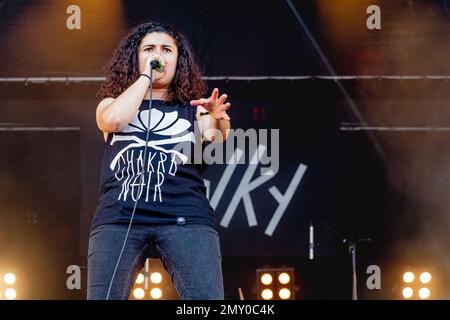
[[109, 108, 195, 203]]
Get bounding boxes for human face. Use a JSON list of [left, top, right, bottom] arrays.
[[138, 32, 178, 89]]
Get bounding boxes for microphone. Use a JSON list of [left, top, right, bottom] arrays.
[[150, 59, 164, 73], [309, 222, 314, 260]]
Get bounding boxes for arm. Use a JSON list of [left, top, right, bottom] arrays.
[[196, 105, 231, 143], [96, 75, 150, 134], [96, 56, 154, 134]]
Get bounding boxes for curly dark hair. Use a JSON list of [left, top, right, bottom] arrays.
[[98, 21, 207, 104]]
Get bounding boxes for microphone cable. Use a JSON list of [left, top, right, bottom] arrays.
[[106, 60, 159, 300]]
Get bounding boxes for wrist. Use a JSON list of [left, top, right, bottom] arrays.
[[199, 110, 230, 121], [214, 113, 230, 121], [140, 73, 151, 81]]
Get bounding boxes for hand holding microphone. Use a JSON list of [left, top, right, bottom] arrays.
[[150, 57, 164, 73], [142, 55, 166, 79]]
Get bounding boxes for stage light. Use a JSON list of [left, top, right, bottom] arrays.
[[150, 272, 162, 284], [133, 288, 145, 299], [150, 288, 162, 299], [3, 273, 16, 285], [129, 259, 179, 300], [4, 288, 16, 300], [278, 272, 290, 285], [261, 273, 273, 285], [400, 268, 435, 299], [402, 287, 413, 299], [261, 289, 273, 300], [419, 272, 432, 284], [403, 272, 415, 283], [418, 288, 430, 299], [256, 267, 295, 300], [279, 288, 291, 300], [135, 273, 144, 284]]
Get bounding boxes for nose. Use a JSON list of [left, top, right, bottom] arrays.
[[151, 51, 161, 58], [151, 51, 165, 62]]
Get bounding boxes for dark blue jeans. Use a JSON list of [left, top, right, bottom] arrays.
[[87, 223, 224, 300]]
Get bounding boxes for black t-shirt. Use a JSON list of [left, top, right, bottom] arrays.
[[90, 99, 217, 231]]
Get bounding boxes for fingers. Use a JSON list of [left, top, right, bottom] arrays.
[[190, 98, 208, 106], [212, 88, 219, 100], [217, 102, 231, 112], [212, 87, 227, 104], [191, 89, 231, 117], [218, 94, 228, 105]]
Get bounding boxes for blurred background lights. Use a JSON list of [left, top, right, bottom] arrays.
[[4, 288, 16, 300], [150, 288, 162, 299], [278, 272, 291, 285], [129, 260, 178, 300], [279, 288, 291, 300], [401, 269, 433, 299], [133, 288, 145, 299], [3, 273, 16, 285], [150, 272, 162, 284], [261, 273, 273, 286], [135, 273, 144, 284], [403, 272, 415, 283], [419, 272, 432, 284], [261, 289, 273, 300], [257, 267, 295, 300], [418, 288, 431, 299], [402, 287, 414, 299]]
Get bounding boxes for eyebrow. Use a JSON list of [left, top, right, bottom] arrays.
[[141, 44, 174, 48]]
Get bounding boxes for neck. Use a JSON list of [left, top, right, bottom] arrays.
[[144, 88, 169, 100]]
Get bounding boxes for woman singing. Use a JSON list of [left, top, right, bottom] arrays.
[[88, 21, 231, 300]]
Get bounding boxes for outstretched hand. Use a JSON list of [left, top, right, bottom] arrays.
[[190, 88, 231, 121]]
